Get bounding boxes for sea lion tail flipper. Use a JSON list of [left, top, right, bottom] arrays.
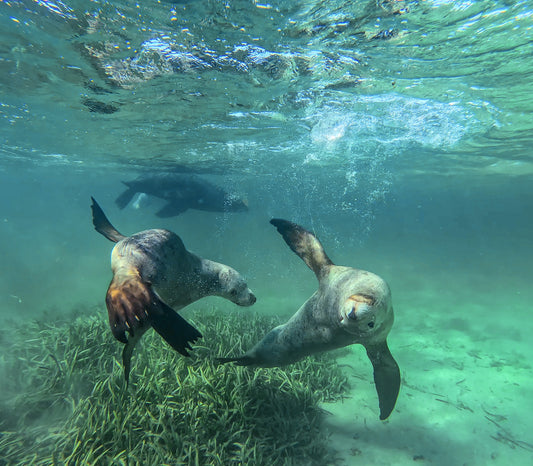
[[122, 332, 140, 385], [270, 218, 334, 277], [365, 340, 401, 420], [115, 186, 137, 209], [149, 298, 203, 357], [91, 197, 127, 243]]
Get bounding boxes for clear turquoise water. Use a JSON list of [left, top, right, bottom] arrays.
[[1, 1, 532, 464]]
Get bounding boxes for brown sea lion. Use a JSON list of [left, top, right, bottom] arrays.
[[218, 219, 400, 420], [91, 197, 256, 382]]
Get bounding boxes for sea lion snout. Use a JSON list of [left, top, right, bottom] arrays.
[[248, 293, 257, 305], [340, 294, 382, 335], [233, 288, 256, 306], [227, 197, 249, 212], [218, 268, 256, 307], [347, 302, 372, 321]]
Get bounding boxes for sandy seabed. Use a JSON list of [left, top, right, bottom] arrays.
[[323, 284, 532, 466]]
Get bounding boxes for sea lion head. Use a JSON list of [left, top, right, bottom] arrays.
[[225, 194, 249, 212], [339, 288, 393, 342], [217, 266, 256, 306]]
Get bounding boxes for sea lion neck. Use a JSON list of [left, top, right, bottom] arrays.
[[195, 257, 232, 291], [310, 264, 331, 289], [318, 264, 349, 286]]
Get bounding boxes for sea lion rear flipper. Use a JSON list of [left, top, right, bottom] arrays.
[[270, 219, 334, 277], [216, 355, 254, 366], [91, 197, 127, 243], [122, 332, 140, 384], [365, 340, 401, 420], [155, 201, 189, 218], [115, 186, 137, 209]]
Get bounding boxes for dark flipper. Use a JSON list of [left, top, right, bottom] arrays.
[[122, 332, 141, 384], [150, 299, 203, 357], [155, 201, 189, 218], [365, 340, 401, 420], [106, 271, 202, 382], [115, 186, 137, 209], [91, 197, 127, 243], [270, 219, 333, 278]]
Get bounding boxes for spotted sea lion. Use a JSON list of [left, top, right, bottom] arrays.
[[218, 219, 400, 420], [115, 173, 248, 217], [91, 197, 256, 382]]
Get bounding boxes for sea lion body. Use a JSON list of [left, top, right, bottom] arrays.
[[115, 173, 248, 217], [219, 219, 400, 420], [240, 266, 393, 367], [111, 229, 252, 309], [91, 198, 256, 382]]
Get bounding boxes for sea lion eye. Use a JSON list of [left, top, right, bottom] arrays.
[[368, 321, 375, 328]]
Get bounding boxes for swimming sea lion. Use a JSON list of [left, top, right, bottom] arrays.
[[218, 219, 400, 420], [115, 173, 248, 217], [91, 197, 256, 382]]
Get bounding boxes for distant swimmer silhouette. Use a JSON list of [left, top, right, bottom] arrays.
[[91, 197, 256, 382], [218, 219, 400, 420], [115, 173, 248, 217]]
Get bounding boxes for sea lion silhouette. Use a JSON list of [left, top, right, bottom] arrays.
[[218, 219, 400, 420], [115, 173, 248, 217], [91, 197, 256, 382]]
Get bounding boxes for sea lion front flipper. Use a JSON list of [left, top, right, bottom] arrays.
[[106, 272, 203, 378], [365, 340, 401, 420], [91, 197, 127, 243], [115, 185, 137, 209], [105, 272, 153, 344], [155, 201, 189, 218], [270, 219, 334, 278]]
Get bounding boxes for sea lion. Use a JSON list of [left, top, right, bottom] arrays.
[[218, 219, 400, 420], [91, 197, 256, 382], [115, 173, 248, 217]]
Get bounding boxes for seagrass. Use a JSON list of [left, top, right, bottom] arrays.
[[0, 307, 348, 465]]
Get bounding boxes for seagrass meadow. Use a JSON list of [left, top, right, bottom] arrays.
[[0, 308, 349, 465]]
